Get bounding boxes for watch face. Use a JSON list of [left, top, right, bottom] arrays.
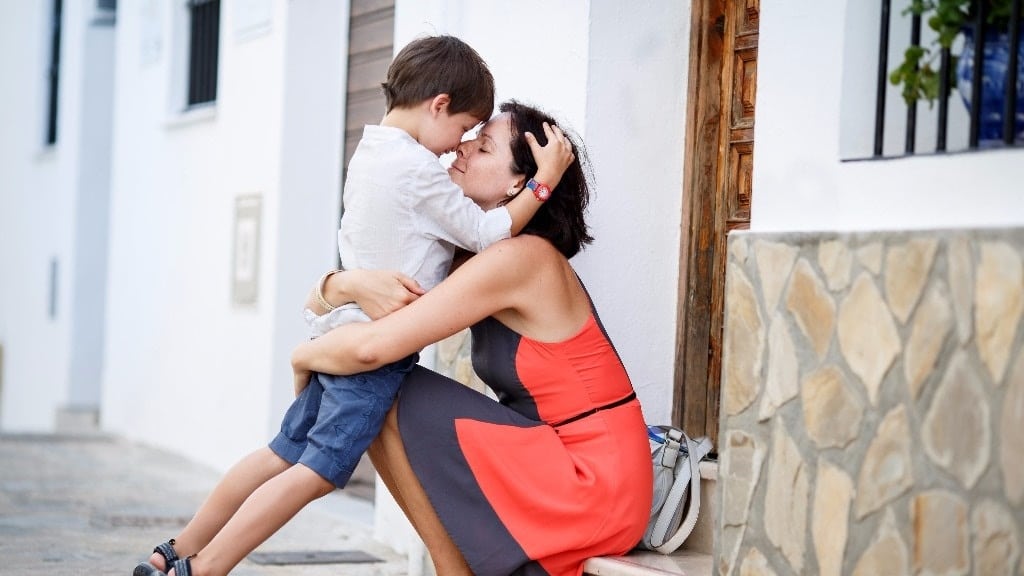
[[538, 186, 551, 200]]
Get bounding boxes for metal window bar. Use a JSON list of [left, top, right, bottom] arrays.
[[187, 0, 220, 106], [46, 0, 62, 145], [906, 12, 922, 154], [936, 46, 951, 151], [1005, 0, 1021, 144], [968, 0, 988, 148], [874, 0, 891, 157]]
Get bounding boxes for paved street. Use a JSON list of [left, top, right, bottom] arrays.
[[0, 433, 407, 575]]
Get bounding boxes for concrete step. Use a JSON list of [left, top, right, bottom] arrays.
[[583, 461, 718, 576]]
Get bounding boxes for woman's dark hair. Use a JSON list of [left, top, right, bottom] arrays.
[[500, 100, 594, 258]]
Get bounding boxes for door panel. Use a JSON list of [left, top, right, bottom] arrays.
[[675, 0, 758, 451]]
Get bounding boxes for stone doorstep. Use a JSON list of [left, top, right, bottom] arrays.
[[583, 461, 718, 576]]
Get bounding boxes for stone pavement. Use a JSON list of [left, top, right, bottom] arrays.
[[0, 432, 408, 575]]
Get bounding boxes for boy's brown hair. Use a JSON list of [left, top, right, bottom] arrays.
[[381, 35, 494, 121]]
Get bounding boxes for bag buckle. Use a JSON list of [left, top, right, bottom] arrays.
[[658, 427, 684, 468]]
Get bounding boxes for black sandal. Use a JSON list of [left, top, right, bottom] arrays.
[[132, 540, 182, 576], [133, 557, 192, 576]]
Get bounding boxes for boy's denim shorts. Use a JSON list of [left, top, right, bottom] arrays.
[[269, 354, 417, 488]]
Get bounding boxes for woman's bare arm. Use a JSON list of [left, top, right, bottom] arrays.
[[292, 239, 535, 376]]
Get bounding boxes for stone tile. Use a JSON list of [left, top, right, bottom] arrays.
[[947, 235, 974, 345], [884, 237, 939, 324], [758, 314, 799, 421], [921, 350, 990, 488], [720, 430, 765, 527], [856, 242, 883, 275], [838, 273, 902, 406], [786, 258, 836, 360], [731, 235, 750, 265], [764, 420, 808, 573], [723, 263, 766, 416], [818, 240, 852, 292], [1002, 352, 1024, 505], [812, 460, 853, 576], [911, 490, 969, 576], [971, 499, 1021, 576], [905, 283, 953, 399], [435, 329, 469, 366], [855, 406, 913, 519], [801, 365, 863, 449], [717, 524, 745, 576], [454, 357, 489, 394], [975, 242, 1024, 385], [852, 509, 908, 576], [738, 547, 776, 576], [754, 240, 798, 314]]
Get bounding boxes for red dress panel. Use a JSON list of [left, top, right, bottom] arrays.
[[398, 300, 652, 576]]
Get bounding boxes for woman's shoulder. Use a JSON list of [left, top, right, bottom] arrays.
[[455, 235, 563, 284], [481, 234, 562, 262]]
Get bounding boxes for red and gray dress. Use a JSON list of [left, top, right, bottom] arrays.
[[397, 297, 653, 576]]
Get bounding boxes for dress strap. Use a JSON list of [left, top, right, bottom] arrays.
[[550, 391, 637, 428]]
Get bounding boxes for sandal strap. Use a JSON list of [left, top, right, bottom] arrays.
[[152, 541, 179, 566], [170, 558, 192, 576]]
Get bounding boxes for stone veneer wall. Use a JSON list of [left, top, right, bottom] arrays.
[[716, 228, 1024, 576]]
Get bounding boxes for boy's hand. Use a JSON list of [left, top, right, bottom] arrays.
[[526, 122, 575, 191], [346, 270, 425, 320]]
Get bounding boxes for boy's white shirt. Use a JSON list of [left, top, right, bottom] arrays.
[[304, 124, 512, 338]]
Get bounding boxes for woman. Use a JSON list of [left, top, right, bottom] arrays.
[[294, 101, 653, 576]]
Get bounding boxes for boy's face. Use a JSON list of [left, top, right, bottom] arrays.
[[422, 110, 482, 157]]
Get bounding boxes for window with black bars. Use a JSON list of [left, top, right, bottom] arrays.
[[875, 0, 1022, 156], [46, 0, 62, 145], [187, 0, 220, 107]]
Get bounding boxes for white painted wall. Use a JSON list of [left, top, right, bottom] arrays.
[[101, 0, 288, 471], [393, 0, 690, 426], [0, 1, 114, 431], [754, 0, 1024, 232]]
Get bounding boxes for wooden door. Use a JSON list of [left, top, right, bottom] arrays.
[[674, 0, 758, 451], [341, 0, 395, 499]]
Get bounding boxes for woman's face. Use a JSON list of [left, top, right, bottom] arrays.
[[448, 113, 524, 210]]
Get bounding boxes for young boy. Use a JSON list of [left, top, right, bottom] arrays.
[[134, 35, 571, 576]]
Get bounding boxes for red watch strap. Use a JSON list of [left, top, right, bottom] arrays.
[[526, 178, 551, 201]]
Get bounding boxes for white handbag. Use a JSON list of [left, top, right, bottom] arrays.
[[638, 425, 713, 554]]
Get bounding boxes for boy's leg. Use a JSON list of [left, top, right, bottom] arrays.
[[148, 447, 290, 569], [147, 374, 324, 571], [179, 359, 416, 575], [297, 356, 416, 489], [176, 463, 334, 576]]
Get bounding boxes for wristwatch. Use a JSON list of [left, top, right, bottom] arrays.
[[525, 178, 551, 201]]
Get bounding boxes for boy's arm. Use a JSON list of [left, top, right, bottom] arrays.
[[503, 122, 576, 235]]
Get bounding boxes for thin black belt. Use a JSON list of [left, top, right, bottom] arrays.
[[551, 391, 637, 428]]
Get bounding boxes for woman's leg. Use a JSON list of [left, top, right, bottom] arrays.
[[172, 463, 335, 576], [368, 406, 472, 576], [147, 447, 290, 570]]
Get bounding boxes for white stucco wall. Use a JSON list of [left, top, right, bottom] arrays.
[[754, 0, 1024, 232], [101, 0, 288, 471], [393, 1, 690, 426], [0, 1, 114, 431]]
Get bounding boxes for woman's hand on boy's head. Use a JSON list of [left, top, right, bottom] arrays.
[[527, 122, 575, 191]]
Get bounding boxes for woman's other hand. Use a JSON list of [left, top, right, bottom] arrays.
[[293, 364, 313, 397]]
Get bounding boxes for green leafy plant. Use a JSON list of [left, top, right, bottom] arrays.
[[889, 0, 1016, 106]]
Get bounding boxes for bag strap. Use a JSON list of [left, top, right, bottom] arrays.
[[652, 433, 713, 554]]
